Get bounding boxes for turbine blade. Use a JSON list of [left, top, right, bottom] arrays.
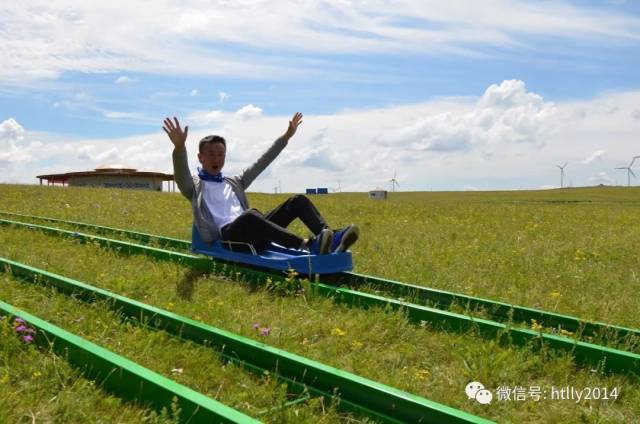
[[631, 169, 637, 178]]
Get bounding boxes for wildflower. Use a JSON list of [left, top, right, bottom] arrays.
[[559, 329, 574, 338], [13, 318, 25, 324], [331, 327, 346, 337], [530, 319, 544, 332], [23, 335, 34, 343], [252, 322, 260, 330], [260, 327, 271, 336], [171, 368, 183, 375], [415, 369, 429, 380], [15, 325, 28, 333]]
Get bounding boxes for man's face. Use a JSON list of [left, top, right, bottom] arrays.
[[198, 142, 226, 174]]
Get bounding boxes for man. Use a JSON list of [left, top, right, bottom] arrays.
[[162, 112, 358, 255]]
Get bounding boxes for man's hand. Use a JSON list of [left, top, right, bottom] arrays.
[[283, 112, 303, 141], [163, 117, 188, 149]]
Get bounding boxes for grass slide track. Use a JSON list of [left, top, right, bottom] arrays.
[[1, 256, 493, 424], [1, 211, 639, 377]]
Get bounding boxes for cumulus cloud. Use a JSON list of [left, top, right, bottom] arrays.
[[0, 118, 25, 143], [236, 104, 263, 119], [189, 110, 224, 124], [282, 128, 346, 171], [588, 171, 616, 185], [381, 80, 555, 152], [218, 91, 229, 102], [4, 81, 640, 190], [0, 118, 44, 177], [583, 149, 606, 164], [115, 76, 135, 84]]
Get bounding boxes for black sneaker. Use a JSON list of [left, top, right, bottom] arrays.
[[331, 224, 359, 253], [308, 228, 334, 255]]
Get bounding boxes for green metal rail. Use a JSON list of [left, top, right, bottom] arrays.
[[0, 256, 493, 424], [2, 210, 637, 345], [1, 217, 639, 376], [0, 299, 259, 424]]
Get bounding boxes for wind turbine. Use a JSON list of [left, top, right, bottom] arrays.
[[389, 170, 400, 192], [615, 156, 640, 187], [556, 163, 567, 188]]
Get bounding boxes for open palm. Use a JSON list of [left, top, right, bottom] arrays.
[[163, 117, 188, 148]]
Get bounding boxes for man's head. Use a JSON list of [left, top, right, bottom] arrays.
[[198, 135, 226, 175]]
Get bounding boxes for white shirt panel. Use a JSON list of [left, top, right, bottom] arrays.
[[201, 181, 244, 229]]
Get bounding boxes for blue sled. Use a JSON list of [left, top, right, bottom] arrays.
[[191, 226, 353, 274]]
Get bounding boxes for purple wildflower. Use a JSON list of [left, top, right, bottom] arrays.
[[260, 327, 271, 337], [252, 322, 260, 330], [14, 318, 25, 324], [15, 325, 27, 333], [22, 335, 33, 343]]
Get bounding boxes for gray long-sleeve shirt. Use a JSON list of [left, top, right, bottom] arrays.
[[172, 136, 288, 244]]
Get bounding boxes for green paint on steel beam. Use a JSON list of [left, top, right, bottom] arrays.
[[4, 211, 637, 347], [0, 218, 211, 272], [0, 300, 259, 424], [0, 211, 190, 250], [3, 217, 639, 375], [0, 257, 494, 424], [310, 284, 640, 375], [343, 272, 640, 343]]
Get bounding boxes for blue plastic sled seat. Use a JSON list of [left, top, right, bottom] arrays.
[[191, 225, 353, 275]]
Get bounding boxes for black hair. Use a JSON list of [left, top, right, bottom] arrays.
[[198, 135, 226, 153]]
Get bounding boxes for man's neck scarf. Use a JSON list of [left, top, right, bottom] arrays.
[[197, 167, 224, 183]]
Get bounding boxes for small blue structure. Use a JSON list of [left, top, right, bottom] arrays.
[[317, 187, 328, 194], [191, 226, 353, 275], [305, 188, 317, 195]]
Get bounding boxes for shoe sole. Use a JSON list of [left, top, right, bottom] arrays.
[[318, 229, 333, 254], [335, 225, 359, 253]]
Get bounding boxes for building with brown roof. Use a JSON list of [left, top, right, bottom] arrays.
[[37, 165, 175, 192]]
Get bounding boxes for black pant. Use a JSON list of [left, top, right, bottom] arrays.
[[220, 195, 329, 250]]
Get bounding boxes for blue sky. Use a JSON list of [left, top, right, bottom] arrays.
[[2, 0, 640, 191]]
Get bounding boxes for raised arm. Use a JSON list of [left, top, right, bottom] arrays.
[[163, 117, 194, 200], [239, 112, 303, 189]]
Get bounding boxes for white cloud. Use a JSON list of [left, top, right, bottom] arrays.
[[189, 110, 224, 124], [218, 91, 229, 103], [0, 118, 48, 180], [1, 2, 639, 82], [190, 89, 199, 96], [236, 104, 263, 119], [4, 80, 640, 190], [583, 149, 606, 164], [115, 76, 135, 84], [380, 80, 555, 152], [0, 118, 25, 142], [588, 171, 615, 185]]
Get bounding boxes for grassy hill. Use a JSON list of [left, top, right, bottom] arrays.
[[1, 184, 638, 423]]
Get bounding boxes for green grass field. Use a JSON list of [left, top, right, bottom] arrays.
[[0, 184, 639, 423]]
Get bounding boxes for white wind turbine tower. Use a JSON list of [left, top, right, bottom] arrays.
[[556, 163, 568, 188], [615, 156, 640, 187], [389, 171, 400, 192]]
